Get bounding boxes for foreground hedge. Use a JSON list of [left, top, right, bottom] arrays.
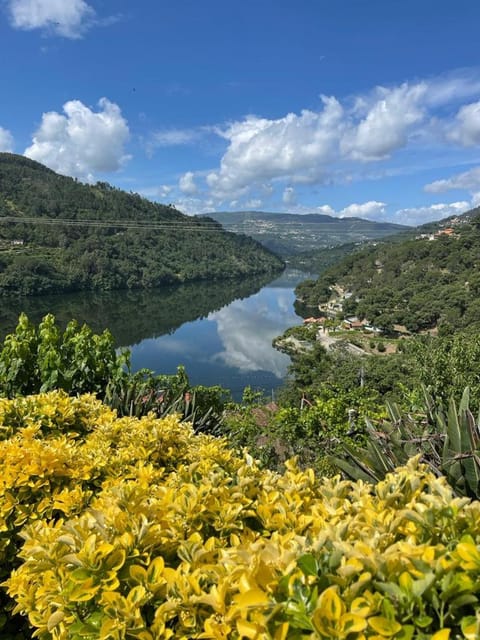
[[1, 392, 480, 638]]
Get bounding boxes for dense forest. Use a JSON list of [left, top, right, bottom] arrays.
[[0, 154, 283, 295], [296, 207, 480, 333]]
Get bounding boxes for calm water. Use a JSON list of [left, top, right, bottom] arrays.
[[0, 269, 311, 398]]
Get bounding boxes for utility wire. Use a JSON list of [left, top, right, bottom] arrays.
[[0, 214, 355, 231]]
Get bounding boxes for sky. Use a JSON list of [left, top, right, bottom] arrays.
[[1, 0, 480, 226]]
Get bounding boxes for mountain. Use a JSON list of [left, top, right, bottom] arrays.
[[200, 210, 409, 256], [0, 154, 283, 296], [295, 206, 480, 334]]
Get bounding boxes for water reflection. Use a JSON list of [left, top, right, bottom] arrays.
[[0, 269, 309, 398], [0, 272, 276, 344], [128, 276, 304, 398]]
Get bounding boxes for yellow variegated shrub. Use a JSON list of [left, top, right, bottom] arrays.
[[2, 392, 480, 639]]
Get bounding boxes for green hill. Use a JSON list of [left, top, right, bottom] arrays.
[[0, 154, 283, 296], [200, 210, 409, 256], [296, 206, 480, 333]]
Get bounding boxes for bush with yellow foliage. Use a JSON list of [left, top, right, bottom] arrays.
[[2, 391, 480, 639]]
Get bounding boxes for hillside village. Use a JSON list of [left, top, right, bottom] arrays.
[[292, 219, 475, 355]]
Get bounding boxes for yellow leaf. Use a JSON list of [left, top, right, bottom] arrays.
[[431, 630, 450, 640], [130, 565, 148, 585], [456, 542, 480, 569], [127, 585, 147, 605], [68, 578, 99, 602], [368, 616, 402, 637], [47, 610, 65, 631], [399, 572, 413, 592], [351, 597, 371, 617], [461, 616, 480, 640], [342, 613, 367, 633], [316, 586, 345, 622], [233, 588, 270, 609], [236, 619, 263, 639]]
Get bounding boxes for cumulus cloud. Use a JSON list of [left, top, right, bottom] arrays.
[[179, 171, 198, 195], [425, 166, 480, 193], [339, 201, 387, 219], [197, 74, 480, 204], [7, 0, 95, 38], [203, 82, 436, 199], [341, 83, 427, 161], [206, 96, 344, 199], [449, 100, 480, 146], [24, 98, 130, 180], [316, 204, 336, 216], [0, 127, 14, 152]]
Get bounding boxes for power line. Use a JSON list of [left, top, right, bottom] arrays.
[[0, 216, 231, 233], [0, 214, 366, 235]]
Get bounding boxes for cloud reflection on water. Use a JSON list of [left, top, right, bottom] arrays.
[[210, 287, 298, 378]]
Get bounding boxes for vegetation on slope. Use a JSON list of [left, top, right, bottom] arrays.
[[296, 208, 480, 333], [202, 210, 409, 256], [0, 154, 283, 296]]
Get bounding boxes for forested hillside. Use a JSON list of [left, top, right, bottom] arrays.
[[296, 208, 480, 333], [201, 210, 408, 256], [0, 154, 283, 295]]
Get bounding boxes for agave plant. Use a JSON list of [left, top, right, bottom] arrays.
[[333, 387, 480, 499], [104, 367, 228, 434]]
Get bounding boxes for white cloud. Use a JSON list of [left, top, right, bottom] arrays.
[[244, 199, 263, 209], [7, 0, 95, 38], [286, 198, 471, 226], [24, 98, 130, 180], [341, 83, 426, 161], [179, 171, 198, 195], [172, 197, 216, 216], [282, 186, 296, 206], [339, 201, 387, 219], [389, 201, 470, 226], [213, 300, 292, 377], [425, 166, 480, 193], [198, 74, 480, 204], [449, 100, 480, 146], [0, 127, 14, 152], [150, 128, 201, 148], [158, 185, 173, 199], [206, 96, 344, 198], [471, 192, 480, 207]]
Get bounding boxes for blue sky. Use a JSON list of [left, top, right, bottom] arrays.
[[1, 0, 480, 226]]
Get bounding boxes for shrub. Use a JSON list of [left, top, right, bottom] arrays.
[[0, 313, 125, 398], [0, 314, 229, 432], [3, 393, 480, 638]]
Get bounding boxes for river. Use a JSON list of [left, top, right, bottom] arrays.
[[0, 269, 311, 399]]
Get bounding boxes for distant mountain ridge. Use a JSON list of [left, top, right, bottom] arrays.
[[200, 210, 410, 256], [0, 154, 283, 296]]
